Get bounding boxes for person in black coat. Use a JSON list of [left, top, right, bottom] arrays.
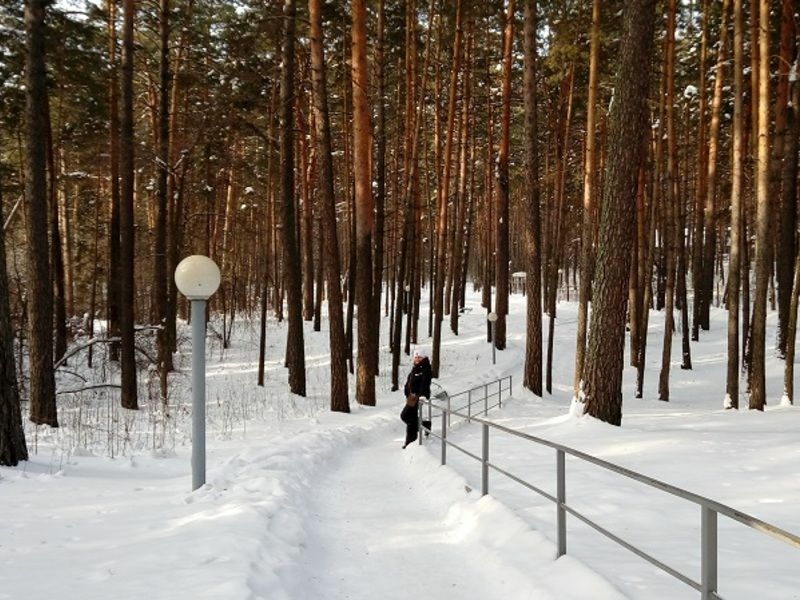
[[400, 348, 432, 448]]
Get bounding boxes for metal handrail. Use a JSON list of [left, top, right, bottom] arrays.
[[419, 394, 799, 600], [428, 376, 512, 427]]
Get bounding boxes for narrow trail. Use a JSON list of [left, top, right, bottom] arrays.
[[294, 430, 560, 600]]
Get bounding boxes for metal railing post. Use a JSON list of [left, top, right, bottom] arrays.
[[485, 385, 489, 415], [701, 507, 718, 600], [447, 395, 451, 428], [481, 423, 489, 496], [557, 449, 566, 557], [428, 396, 432, 426], [441, 410, 447, 465]]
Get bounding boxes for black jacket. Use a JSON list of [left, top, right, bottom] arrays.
[[404, 357, 432, 399]]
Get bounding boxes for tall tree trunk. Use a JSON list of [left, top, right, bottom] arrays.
[[678, 101, 692, 371], [546, 66, 574, 394], [154, 0, 170, 403], [658, 0, 678, 402], [784, 244, 800, 405], [165, 1, 194, 360], [774, 0, 797, 357], [119, 0, 138, 410], [691, 0, 709, 341], [24, 0, 58, 426], [575, 0, 601, 396], [583, 0, 657, 425], [371, 0, 386, 381], [45, 102, 67, 365], [87, 190, 101, 369], [629, 167, 645, 367], [107, 0, 121, 362], [280, 0, 306, 396], [0, 190, 28, 466], [257, 99, 277, 386], [749, 0, 760, 152], [748, 0, 771, 411], [300, 93, 315, 323], [523, 0, 542, 396], [483, 80, 494, 343], [727, 0, 745, 409], [309, 0, 349, 412], [351, 0, 375, 405], [700, 0, 731, 332], [636, 154, 659, 398], [495, 0, 514, 352], [432, 0, 464, 378], [450, 26, 473, 335], [780, 51, 800, 403], [458, 119, 477, 311]]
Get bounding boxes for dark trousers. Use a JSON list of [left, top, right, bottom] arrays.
[[400, 405, 418, 446]]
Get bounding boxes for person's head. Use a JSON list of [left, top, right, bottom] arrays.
[[413, 347, 427, 364]]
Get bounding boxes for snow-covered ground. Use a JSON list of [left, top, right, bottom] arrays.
[[1, 290, 798, 599]]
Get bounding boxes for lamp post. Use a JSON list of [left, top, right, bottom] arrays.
[[488, 311, 498, 365], [174, 255, 221, 491]]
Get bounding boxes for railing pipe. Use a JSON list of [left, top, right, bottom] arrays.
[[441, 410, 447, 466], [482, 423, 489, 496], [701, 507, 718, 600], [417, 380, 799, 598], [557, 449, 566, 557]]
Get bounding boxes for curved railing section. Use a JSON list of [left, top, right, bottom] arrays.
[[419, 385, 800, 600]]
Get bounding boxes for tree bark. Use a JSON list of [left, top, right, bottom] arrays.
[[449, 26, 473, 336], [119, 0, 138, 410], [280, 0, 306, 396], [154, 0, 171, 404], [25, 0, 58, 426], [495, 0, 514, 353], [726, 0, 745, 409], [748, 0, 770, 411], [574, 0, 601, 396], [432, 0, 464, 377], [107, 0, 121, 362], [0, 189, 28, 466], [309, 0, 349, 412], [546, 66, 574, 394], [780, 52, 800, 403], [44, 101, 67, 366], [677, 101, 692, 371], [699, 0, 731, 332], [351, 0, 375, 405], [523, 0, 542, 396], [774, 0, 797, 357], [583, 0, 657, 425], [371, 0, 386, 381], [691, 0, 709, 342], [658, 0, 678, 402]]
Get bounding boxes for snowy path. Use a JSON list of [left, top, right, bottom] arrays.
[[293, 428, 623, 600]]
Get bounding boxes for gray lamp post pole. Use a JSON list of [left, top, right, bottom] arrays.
[[174, 255, 221, 491], [488, 311, 498, 365]]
